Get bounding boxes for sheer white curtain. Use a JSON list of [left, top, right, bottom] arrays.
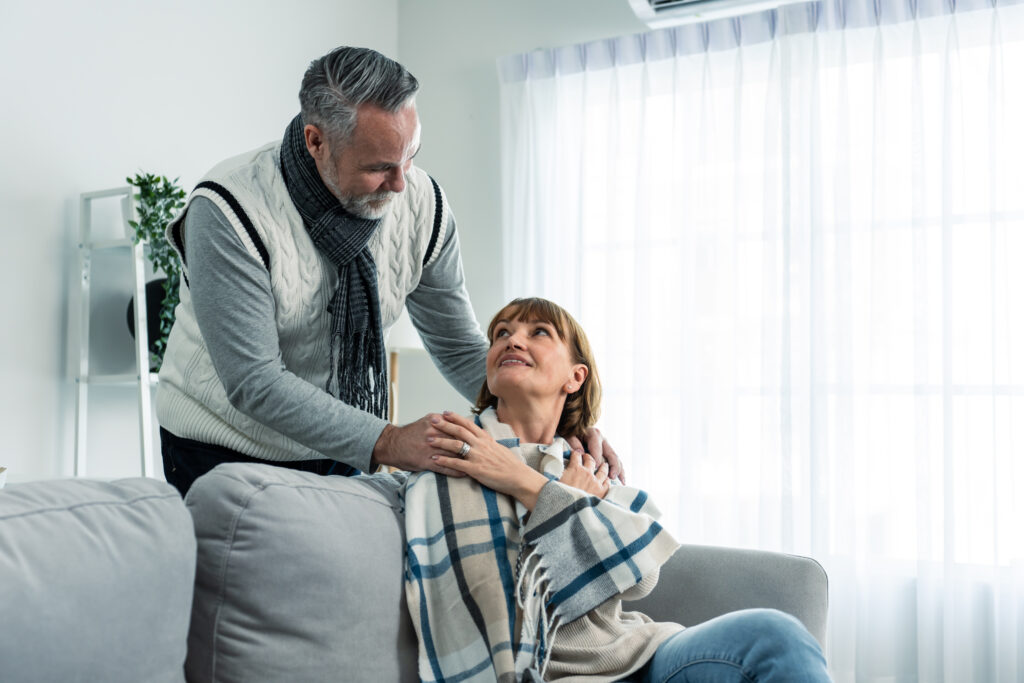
[[499, 2, 1024, 680]]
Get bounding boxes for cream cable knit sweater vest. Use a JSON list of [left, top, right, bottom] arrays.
[[156, 142, 447, 461]]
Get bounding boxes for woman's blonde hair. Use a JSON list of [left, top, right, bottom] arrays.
[[473, 297, 601, 442]]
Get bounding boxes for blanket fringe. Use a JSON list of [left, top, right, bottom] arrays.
[[515, 546, 562, 679]]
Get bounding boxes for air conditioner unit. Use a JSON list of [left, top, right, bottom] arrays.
[[627, 0, 809, 29]]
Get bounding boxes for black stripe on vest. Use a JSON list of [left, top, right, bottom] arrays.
[[424, 176, 444, 267], [195, 181, 271, 271], [168, 217, 190, 288]]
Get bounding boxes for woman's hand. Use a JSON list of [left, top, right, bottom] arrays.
[[429, 412, 549, 510], [560, 450, 610, 498]]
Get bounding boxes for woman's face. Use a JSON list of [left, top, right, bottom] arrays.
[[485, 316, 586, 403]]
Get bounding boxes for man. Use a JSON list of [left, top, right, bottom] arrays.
[[156, 46, 620, 496]]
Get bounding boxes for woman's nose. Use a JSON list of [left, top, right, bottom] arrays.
[[505, 333, 526, 350]]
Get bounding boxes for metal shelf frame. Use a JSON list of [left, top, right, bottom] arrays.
[[75, 186, 154, 478]]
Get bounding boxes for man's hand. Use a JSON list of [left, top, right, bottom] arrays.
[[566, 426, 626, 484], [560, 450, 610, 498], [371, 414, 465, 476]]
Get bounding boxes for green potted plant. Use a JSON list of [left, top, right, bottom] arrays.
[[126, 172, 186, 370]]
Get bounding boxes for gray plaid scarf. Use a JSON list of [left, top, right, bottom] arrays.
[[280, 114, 387, 419]]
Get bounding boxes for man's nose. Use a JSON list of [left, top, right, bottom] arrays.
[[385, 166, 406, 193]]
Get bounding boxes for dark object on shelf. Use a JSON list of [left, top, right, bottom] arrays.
[[127, 277, 168, 358]]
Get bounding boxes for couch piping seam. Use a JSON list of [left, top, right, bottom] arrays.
[[206, 481, 268, 680], [0, 492, 181, 522]]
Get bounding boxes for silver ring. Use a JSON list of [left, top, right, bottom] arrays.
[[458, 441, 471, 457]]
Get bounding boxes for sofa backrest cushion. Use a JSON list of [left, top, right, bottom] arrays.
[[0, 477, 195, 683], [184, 464, 418, 682]]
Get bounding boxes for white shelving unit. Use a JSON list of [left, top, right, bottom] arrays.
[[75, 186, 156, 478]]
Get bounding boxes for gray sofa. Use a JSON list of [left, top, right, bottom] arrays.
[[0, 465, 828, 682]]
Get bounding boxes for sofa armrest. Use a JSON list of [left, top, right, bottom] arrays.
[[624, 543, 829, 646]]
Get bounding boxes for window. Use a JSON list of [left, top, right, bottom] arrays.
[[500, 3, 1024, 680]]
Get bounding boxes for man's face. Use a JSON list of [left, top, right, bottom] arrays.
[[307, 102, 421, 219]]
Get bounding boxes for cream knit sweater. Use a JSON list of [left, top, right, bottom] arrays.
[[544, 570, 683, 681]]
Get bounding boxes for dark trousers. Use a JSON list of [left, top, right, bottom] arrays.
[[159, 427, 358, 497]]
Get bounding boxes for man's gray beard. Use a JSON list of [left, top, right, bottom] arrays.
[[340, 191, 396, 220], [321, 163, 398, 220]]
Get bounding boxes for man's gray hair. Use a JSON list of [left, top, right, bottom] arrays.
[[299, 46, 419, 147]]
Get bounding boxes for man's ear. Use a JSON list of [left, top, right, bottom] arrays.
[[566, 364, 588, 393], [303, 124, 329, 163]]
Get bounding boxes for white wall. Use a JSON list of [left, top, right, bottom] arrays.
[[0, 0, 398, 482], [397, 0, 645, 321], [392, 0, 645, 420]]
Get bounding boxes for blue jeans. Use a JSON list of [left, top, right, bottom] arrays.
[[626, 609, 831, 682]]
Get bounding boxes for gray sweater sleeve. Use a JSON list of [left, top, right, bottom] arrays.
[[182, 196, 387, 471], [404, 209, 490, 402]]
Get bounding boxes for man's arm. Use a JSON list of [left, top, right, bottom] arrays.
[[184, 197, 388, 472], [403, 211, 489, 402]]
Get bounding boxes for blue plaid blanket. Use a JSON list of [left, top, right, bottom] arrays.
[[403, 409, 679, 682]]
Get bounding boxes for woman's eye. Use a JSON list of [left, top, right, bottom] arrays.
[[495, 329, 509, 339]]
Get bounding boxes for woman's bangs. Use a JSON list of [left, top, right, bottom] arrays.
[[492, 299, 569, 341]]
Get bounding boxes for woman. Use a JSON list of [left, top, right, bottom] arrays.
[[403, 297, 831, 682]]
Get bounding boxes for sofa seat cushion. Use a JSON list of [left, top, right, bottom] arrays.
[[185, 463, 417, 682], [0, 477, 195, 683]]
